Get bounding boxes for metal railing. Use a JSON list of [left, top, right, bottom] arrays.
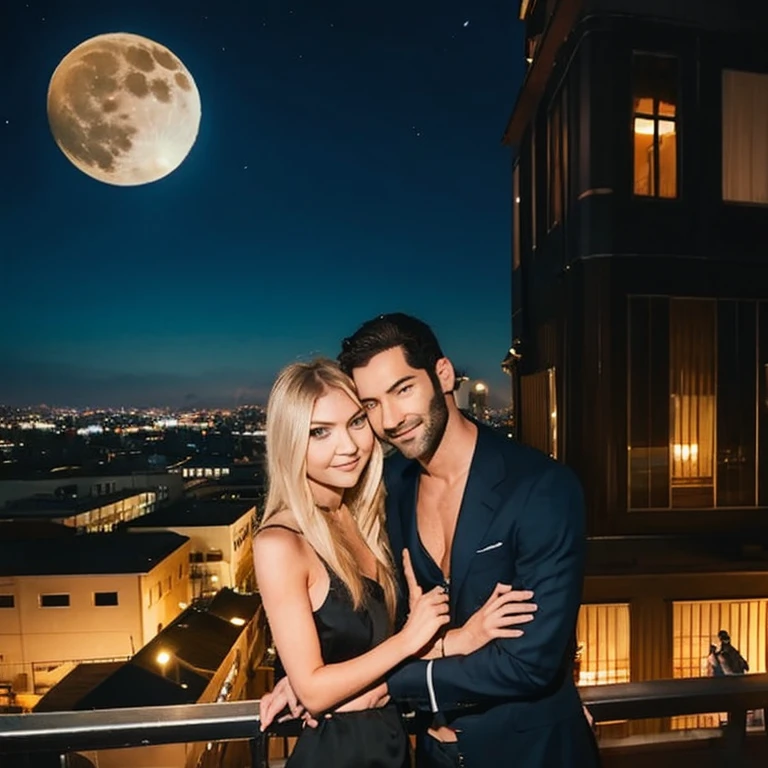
[[1, 674, 768, 767]]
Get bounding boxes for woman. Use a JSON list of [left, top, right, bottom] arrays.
[[253, 359, 534, 767]]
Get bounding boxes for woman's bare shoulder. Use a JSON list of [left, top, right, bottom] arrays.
[[253, 514, 305, 558]]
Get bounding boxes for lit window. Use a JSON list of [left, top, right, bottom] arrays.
[[575, 604, 631, 686], [669, 299, 716, 507], [632, 53, 678, 198], [519, 368, 557, 459], [673, 600, 767, 729], [722, 70, 768, 204]]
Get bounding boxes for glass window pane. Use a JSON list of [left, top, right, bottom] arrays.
[[659, 99, 676, 117], [575, 604, 631, 686], [669, 299, 716, 508], [628, 297, 670, 509], [717, 300, 757, 507], [758, 302, 768, 506], [633, 120, 655, 196], [672, 600, 767, 729], [722, 70, 768, 204], [632, 53, 679, 198], [634, 96, 654, 114], [658, 123, 677, 199]]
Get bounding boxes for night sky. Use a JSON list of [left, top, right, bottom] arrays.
[[1, 0, 524, 409]]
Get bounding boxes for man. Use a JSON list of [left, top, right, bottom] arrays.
[[717, 630, 749, 675], [262, 313, 598, 767]]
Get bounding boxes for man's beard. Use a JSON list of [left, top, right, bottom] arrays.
[[387, 389, 449, 462]]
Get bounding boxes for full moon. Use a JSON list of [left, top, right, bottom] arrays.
[[47, 33, 201, 186]]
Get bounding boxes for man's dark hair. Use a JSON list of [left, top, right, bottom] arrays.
[[338, 313, 444, 376]]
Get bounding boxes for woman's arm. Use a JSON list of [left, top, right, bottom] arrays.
[[254, 528, 449, 716]]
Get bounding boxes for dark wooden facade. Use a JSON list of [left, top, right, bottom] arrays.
[[507, 0, 768, 536], [505, 0, 768, 720]]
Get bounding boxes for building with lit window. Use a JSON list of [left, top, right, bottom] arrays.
[[0, 489, 158, 532], [126, 499, 256, 599], [33, 588, 265, 768], [467, 381, 490, 422], [504, 0, 768, 736], [0, 469, 182, 509], [0, 532, 190, 704]]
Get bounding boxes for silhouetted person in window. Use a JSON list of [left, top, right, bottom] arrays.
[[717, 630, 749, 675], [706, 644, 725, 677]]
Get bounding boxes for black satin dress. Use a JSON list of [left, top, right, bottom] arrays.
[[284, 567, 410, 768]]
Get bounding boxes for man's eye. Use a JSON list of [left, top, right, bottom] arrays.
[[364, 401, 378, 410], [397, 385, 412, 395], [310, 427, 329, 439]]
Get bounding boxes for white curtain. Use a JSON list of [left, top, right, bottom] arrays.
[[722, 69, 768, 204]]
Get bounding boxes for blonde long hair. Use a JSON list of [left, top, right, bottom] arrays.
[[259, 359, 397, 624]]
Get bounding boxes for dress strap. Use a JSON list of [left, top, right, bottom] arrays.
[[257, 524, 303, 536]]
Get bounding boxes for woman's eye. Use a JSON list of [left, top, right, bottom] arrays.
[[350, 415, 368, 429], [309, 427, 329, 439]]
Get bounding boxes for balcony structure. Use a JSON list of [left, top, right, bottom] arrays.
[[2, 675, 768, 767]]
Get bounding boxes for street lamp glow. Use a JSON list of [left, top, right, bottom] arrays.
[[230, 617, 246, 627], [156, 651, 171, 666]]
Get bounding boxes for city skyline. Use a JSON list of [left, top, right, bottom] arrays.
[[1, 0, 525, 408]]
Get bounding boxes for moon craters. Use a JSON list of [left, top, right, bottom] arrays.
[[125, 72, 149, 98], [152, 47, 179, 71], [125, 45, 155, 72], [48, 32, 201, 185], [151, 79, 172, 103]]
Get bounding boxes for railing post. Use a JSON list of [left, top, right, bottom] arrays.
[[721, 708, 747, 768], [249, 731, 270, 768]]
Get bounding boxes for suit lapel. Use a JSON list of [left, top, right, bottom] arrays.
[[388, 461, 419, 600], [448, 426, 506, 614]]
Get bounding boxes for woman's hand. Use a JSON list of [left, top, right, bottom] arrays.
[[448, 583, 536, 656], [402, 548, 422, 613], [259, 676, 305, 732], [400, 549, 450, 655]]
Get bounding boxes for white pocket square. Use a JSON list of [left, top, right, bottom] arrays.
[[475, 541, 503, 554]]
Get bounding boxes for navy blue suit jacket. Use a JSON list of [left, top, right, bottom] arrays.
[[384, 424, 599, 767]]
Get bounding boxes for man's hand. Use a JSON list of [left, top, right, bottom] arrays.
[[259, 676, 305, 732], [335, 682, 390, 713]]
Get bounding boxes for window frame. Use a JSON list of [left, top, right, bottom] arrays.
[[94, 591, 119, 607], [40, 593, 71, 608], [631, 51, 681, 200], [627, 295, 763, 511]]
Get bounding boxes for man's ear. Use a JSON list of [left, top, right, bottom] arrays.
[[435, 358, 455, 394]]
